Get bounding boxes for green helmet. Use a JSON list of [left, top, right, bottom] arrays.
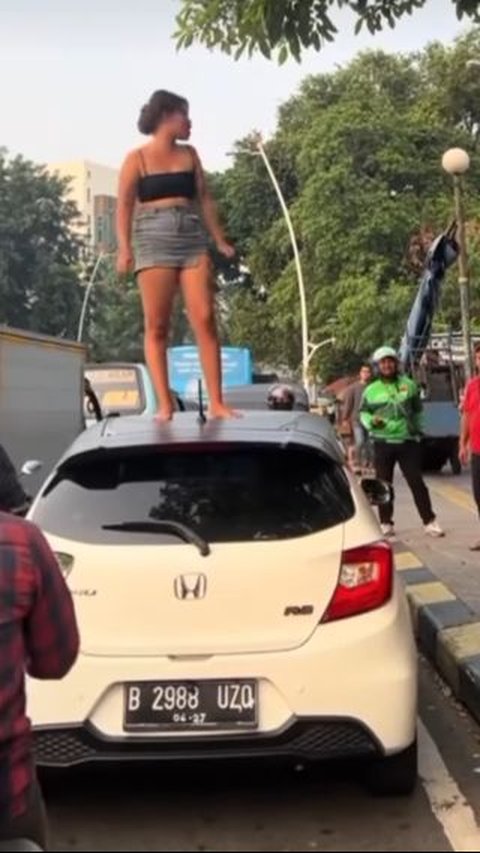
[[373, 346, 398, 363]]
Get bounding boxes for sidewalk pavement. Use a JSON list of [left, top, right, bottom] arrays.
[[393, 470, 480, 722], [396, 471, 480, 614]]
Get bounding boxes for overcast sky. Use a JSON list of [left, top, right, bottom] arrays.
[[0, 0, 470, 172]]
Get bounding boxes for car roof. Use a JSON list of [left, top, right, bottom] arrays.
[[61, 411, 343, 465]]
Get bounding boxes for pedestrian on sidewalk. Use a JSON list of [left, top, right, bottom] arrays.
[[459, 343, 480, 550], [361, 346, 444, 540], [341, 364, 374, 474], [0, 514, 79, 848]]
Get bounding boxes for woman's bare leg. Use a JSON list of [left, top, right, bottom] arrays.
[[138, 267, 178, 421], [181, 256, 236, 419]]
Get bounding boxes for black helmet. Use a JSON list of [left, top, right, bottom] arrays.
[[267, 384, 295, 410]]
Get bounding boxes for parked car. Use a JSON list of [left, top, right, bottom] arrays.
[[27, 411, 417, 794], [84, 362, 195, 426]]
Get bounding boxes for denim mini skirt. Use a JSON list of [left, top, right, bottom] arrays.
[[133, 205, 209, 273]]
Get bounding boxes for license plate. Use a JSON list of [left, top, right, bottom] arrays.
[[124, 680, 258, 732]]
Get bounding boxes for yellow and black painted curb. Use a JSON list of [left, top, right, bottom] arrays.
[[396, 543, 480, 721]]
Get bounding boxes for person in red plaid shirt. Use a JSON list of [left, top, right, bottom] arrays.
[[0, 513, 79, 848]]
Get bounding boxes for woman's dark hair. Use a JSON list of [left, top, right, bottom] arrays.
[[138, 90, 188, 135]]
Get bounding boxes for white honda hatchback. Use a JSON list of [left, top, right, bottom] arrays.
[[28, 411, 417, 794]]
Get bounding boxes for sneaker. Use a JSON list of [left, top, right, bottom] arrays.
[[381, 523, 395, 538], [425, 520, 445, 538]]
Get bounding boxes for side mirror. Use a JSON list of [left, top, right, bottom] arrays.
[[21, 460, 43, 477], [361, 477, 394, 507]]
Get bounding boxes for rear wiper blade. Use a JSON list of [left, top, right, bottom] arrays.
[[102, 520, 210, 557]]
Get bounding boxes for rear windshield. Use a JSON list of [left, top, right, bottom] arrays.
[[33, 444, 354, 545]]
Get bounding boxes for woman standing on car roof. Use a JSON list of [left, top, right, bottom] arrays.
[[117, 90, 236, 421]]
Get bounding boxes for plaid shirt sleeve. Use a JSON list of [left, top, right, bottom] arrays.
[[24, 522, 79, 680]]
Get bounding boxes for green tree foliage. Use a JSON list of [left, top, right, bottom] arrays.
[[0, 150, 83, 337], [86, 262, 143, 362], [211, 32, 480, 379], [175, 0, 480, 62]]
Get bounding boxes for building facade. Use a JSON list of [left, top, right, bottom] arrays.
[[48, 160, 119, 253]]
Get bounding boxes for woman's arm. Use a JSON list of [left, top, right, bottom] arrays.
[[460, 381, 473, 465], [460, 411, 471, 465], [116, 151, 140, 274], [191, 147, 235, 258]]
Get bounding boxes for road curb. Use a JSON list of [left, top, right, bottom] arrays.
[[397, 543, 480, 723]]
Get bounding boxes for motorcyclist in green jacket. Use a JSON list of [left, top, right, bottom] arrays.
[[361, 346, 444, 539]]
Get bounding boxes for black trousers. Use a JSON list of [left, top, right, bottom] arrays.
[[374, 440, 435, 526], [0, 444, 27, 511], [471, 453, 480, 516], [0, 781, 48, 850]]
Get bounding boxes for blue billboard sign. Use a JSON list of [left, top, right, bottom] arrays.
[[168, 346, 253, 397]]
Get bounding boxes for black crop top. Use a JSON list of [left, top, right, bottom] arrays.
[[137, 170, 196, 204]]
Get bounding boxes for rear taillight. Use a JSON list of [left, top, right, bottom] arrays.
[[322, 542, 393, 623]]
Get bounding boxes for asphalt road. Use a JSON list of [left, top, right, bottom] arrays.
[[42, 660, 480, 852], [43, 474, 480, 852]]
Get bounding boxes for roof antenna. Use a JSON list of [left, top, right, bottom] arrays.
[[197, 379, 207, 425]]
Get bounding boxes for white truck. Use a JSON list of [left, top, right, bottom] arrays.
[[0, 326, 86, 498]]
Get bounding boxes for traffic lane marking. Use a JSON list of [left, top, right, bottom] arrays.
[[420, 720, 480, 852], [394, 544, 480, 850]]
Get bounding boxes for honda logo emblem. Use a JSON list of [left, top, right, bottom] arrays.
[[174, 573, 208, 601]]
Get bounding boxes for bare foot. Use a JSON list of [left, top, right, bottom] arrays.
[[208, 403, 241, 420], [154, 407, 174, 423]]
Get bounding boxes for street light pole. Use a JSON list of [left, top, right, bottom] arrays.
[[453, 175, 473, 380], [254, 137, 310, 388], [442, 148, 473, 380], [306, 337, 336, 368], [304, 337, 336, 404], [77, 251, 108, 344], [229, 136, 310, 387]]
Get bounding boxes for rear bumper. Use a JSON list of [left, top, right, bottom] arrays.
[[35, 718, 382, 768], [29, 584, 417, 762]]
